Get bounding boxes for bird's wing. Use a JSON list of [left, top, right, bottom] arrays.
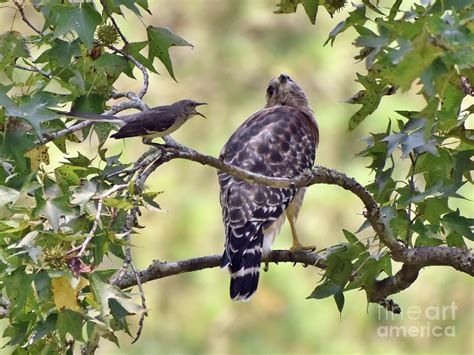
[[218, 105, 318, 300], [111, 108, 178, 139]]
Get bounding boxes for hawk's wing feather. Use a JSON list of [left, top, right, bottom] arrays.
[[218, 105, 318, 300], [111, 108, 178, 139]]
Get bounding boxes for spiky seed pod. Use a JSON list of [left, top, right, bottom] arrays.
[[43, 245, 67, 270], [96, 24, 119, 46], [325, 0, 347, 17]]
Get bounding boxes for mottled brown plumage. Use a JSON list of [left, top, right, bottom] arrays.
[[218, 74, 319, 301]]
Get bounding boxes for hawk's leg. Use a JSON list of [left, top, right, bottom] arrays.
[[286, 211, 316, 253]]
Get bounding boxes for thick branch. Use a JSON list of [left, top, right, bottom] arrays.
[[369, 264, 420, 303], [111, 143, 473, 308], [115, 250, 327, 290]]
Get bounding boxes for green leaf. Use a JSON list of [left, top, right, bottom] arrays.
[[342, 229, 366, 256], [102, 0, 150, 16], [95, 53, 134, 82], [71, 94, 107, 115], [378, 253, 392, 276], [4, 94, 59, 136], [71, 181, 97, 211], [4, 268, 34, 317], [301, 0, 319, 25], [446, 232, 467, 248], [66, 152, 92, 167], [28, 313, 58, 346], [383, 29, 444, 91], [388, 0, 402, 21], [142, 191, 162, 211], [347, 74, 384, 130], [0, 186, 20, 206], [52, 3, 102, 49], [307, 280, 342, 299], [55, 165, 84, 185], [57, 310, 84, 342], [147, 26, 193, 81], [94, 122, 113, 146], [334, 291, 345, 314], [421, 198, 452, 224], [103, 197, 135, 210], [438, 82, 464, 130], [109, 298, 132, 334], [124, 41, 157, 73], [35, 38, 81, 67], [325, 5, 366, 46], [382, 133, 405, 156], [0, 31, 29, 73], [441, 210, 474, 241], [273, 0, 319, 24], [40, 199, 67, 232], [89, 271, 144, 329]]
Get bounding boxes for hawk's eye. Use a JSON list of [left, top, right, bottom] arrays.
[[267, 86, 275, 97]]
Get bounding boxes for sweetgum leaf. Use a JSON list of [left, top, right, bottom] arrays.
[[147, 26, 193, 81], [52, 3, 102, 49]]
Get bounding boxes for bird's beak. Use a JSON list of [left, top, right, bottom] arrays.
[[195, 102, 207, 119]]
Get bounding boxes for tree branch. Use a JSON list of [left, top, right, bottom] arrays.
[[109, 143, 473, 311], [114, 250, 327, 290], [13, 0, 42, 35]]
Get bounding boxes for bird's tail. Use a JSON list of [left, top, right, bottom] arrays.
[[221, 231, 263, 301], [52, 110, 121, 124]]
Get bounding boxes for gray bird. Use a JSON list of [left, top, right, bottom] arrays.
[[53, 99, 207, 143]]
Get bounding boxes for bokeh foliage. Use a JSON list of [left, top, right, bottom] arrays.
[[0, 0, 472, 353]]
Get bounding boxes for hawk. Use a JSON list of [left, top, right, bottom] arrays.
[[218, 74, 319, 301]]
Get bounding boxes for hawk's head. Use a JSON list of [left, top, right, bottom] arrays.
[[265, 74, 310, 110]]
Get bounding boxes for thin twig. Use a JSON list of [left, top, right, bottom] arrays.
[[67, 184, 128, 256], [130, 260, 148, 344], [406, 153, 418, 245], [14, 64, 52, 79], [461, 75, 474, 96], [13, 0, 42, 35], [109, 45, 149, 99]]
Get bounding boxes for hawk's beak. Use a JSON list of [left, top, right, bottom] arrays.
[[278, 74, 290, 84], [195, 102, 207, 119]]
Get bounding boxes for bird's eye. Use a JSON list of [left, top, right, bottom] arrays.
[[267, 86, 275, 97]]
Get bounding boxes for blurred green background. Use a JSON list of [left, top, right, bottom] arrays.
[[2, 1, 473, 354]]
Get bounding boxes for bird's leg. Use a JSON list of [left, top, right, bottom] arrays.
[[142, 137, 175, 150], [286, 211, 316, 253], [142, 137, 162, 148]]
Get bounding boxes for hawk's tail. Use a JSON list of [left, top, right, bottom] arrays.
[[221, 231, 263, 302]]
